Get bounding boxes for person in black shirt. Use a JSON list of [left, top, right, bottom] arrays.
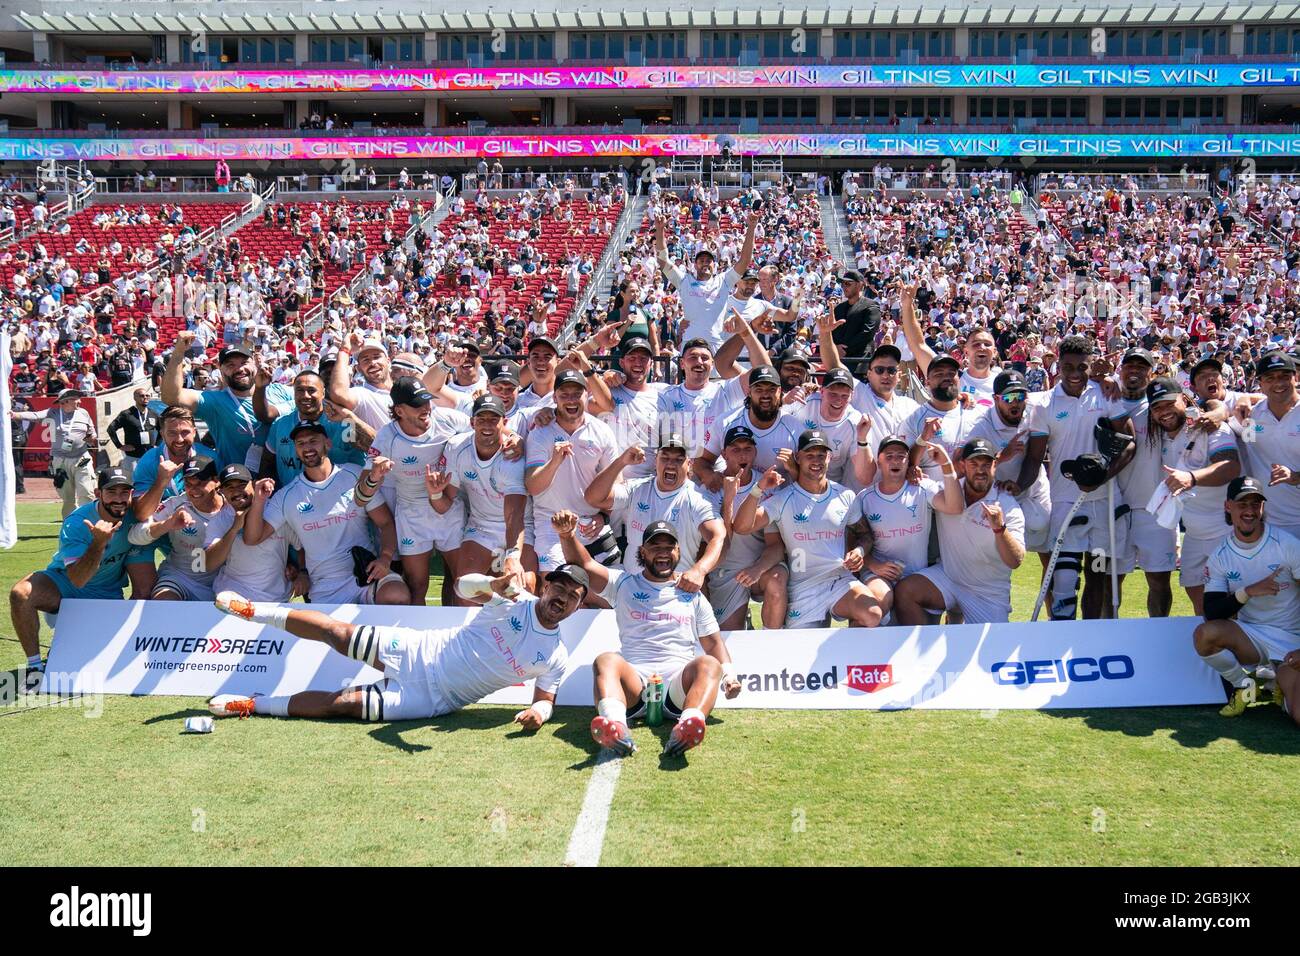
[[107, 388, 157, 475], [831, 270, 883, 363]]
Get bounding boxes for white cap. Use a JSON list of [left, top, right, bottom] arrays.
[[357, 336, 386, 356]]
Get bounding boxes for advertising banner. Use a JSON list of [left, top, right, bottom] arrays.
[[43, 600, 1224, 711]]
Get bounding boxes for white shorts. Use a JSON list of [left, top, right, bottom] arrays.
[[624, 659, 691, 720], [707, 570, 754, 624], [310, 572, 405, 606], [153, 570, 217, 602], [394, 498, 465, 555], [462, 517, 508, 554], [915, 564, 1011, 624], [1117, 508, 1178, 575], [1180, 532, 1230, 589], [1238, 621, 1300, 665], [362, 624, 457, 721], [786, 571, 858, 628], [1050, 498, 1129, 561]]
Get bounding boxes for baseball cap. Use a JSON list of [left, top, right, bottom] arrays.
[[1122, 347, 1156, 368], [458, 337, 482, 356], [183, 456, 218, 480], [878, 434, 910, 454], [642, 520, 679, 545], [748, 364, 781, 387], [490, 361, 521, 386], [544, 562, 591, 594], [289, 419, 328, 441], [724, 425, 757, 446], [798, 429, 832, 453], [55, 388, 81, 401], [776, 347, 812, 369], [554, 369, 587, 390], [839, 269, 865, 284], [1226, 476, 1268, 501], [993, 370, 1028, 397], [1190, 356, 1223, 380], [97, 466, 132, 490], [527, 336, 560, 354], [390, 376, 434, 407], [870, 344, 902, 364], [658, 432, 688, 453], [1146, 377, 1184, 405], [960, 437, 998, 461], [621, 336, 653, 356], [1257, 352, 1296, 375], [929, 354, 961, 373], [823, 367, 854, 390], [218, 464, 253, 484], [739, 270, 759, 281], [217, 346, 253, 364], [356, 336, 386, 356], [471, 395, 506, 418]]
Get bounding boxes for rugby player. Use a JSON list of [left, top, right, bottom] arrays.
[[695, 364, 801, 491]]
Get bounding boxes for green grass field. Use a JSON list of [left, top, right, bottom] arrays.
[[3, 501, 1299, 867]]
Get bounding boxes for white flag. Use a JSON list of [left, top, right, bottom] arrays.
[[0, 329, 16, 548]]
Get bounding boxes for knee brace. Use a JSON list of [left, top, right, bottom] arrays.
[[1050, 552, 1082, 621], [347, 625, 380, 667]]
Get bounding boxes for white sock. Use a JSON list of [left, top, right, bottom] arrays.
[[249, 604, 291, 631], [1201, 650, 1251, 688], [254, 696, 292, 717], [679, 706, 706, 724], [597, 698, 627, 725], [26, 654, 42, 667]]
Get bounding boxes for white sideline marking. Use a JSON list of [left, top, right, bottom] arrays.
[[564, 750, 622, 867]]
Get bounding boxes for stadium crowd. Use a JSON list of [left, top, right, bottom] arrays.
[[7, 169, 1300, 754]]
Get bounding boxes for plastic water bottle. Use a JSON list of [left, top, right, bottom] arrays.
[[645, 674, 664, 727]]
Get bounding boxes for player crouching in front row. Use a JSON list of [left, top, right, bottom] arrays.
[[1194, 476, 1300, 723]]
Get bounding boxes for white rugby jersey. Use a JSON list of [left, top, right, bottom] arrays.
[[1116, 395, 1163, 509], [1205, 524, 1300, 631], [1029, 381, 1130, 505], [351, 381, 395, 432], [965, 400, 1051, 516], [512, 384, 555, 413], [214, 525, 298, 603], [370, 409, 471, 507], [960, 367, 1001, 408], [764, 480, 860, 586], [149, 495, 236, 583], [933, 484, 1025, 601], [855, 478, 941, 576], [432, 593, 568, 710], [524, 414, 618, 525], [658, 377, 745, 458], [1159, 420, 1237, 539], [902, 401, 979, 481], [601, 382, 666, 480], [612, 476, 718, 574], [449, 393, 535, 438], [443, 432, 527, 532], [703, 473, 767, 575], [263, 463, 385, 595], [705, 406, 804, 475], [1232, 398, 1300, 531], [596, 569, 720, 670], [786, 395, 863, 484], [850, 381, 920, 442]]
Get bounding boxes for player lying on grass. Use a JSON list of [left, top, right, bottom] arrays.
[[552, 510, 740, 758], [1194, 475, 1300, 723], [207, 564, 589, 725]]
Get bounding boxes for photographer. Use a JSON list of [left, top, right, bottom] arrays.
[[12, 389, 97, 518]]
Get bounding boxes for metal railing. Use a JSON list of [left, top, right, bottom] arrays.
[[462, 169, 629, 195], [275, 173, 445, 193], [557, 194, 644, 348], [1034, 172, 1212, 193], [92, 175, 265, 195]]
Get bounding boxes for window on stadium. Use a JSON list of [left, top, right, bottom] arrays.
[[968, 96, 1087, 124], [969, 29, 1090, 58], [701, 31, 821, 59], [1245, 26, 1300, 55], [309, 35, 425, 64], [1102, 96, 1226, 123], [834, 96, 953, 123], [1104, 26, 1228, 56], [834, 30, 954, 59], [568, 31, 686, 61], [438, 32, 555, 63], [180, 36, 294, 64]]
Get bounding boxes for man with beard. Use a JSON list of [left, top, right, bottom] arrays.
[[586, 433, 725, 588], [555, 514, 740, 758], [774, 346, 814, 398], [441, 336, 488, 397], [1195, 476, 1300, 721], [966, 371, 1052, 563], [241, 422, 409, 607], [163, 333, 293, 470], [831, 270, 883, 363], [107, 387, 157, 476], [655, 206, 761, 351], [363, 377, 471, 607], [525, 370, 622, 575], [898, 283, 1001, 407], [10, 467, 148, 691], [893, 438, 1026, 625], [850, 434, 965, 620], [1112, 348, 1176, 617], [727, 270, 800, 340], [258, 369, 374, 485], [695, 365, 802, 492], [208, 564, 588, 726], [1229, 353, 1300, 539], [132, 406, 197, 520], [706, 426, 790, 629], [212, 465, 307, 604], [1189, 356, 1261, 414], [1145, 377, 1240, 614], [1018, 336, 1135, 621], [128, 457, 238, 602], [593, 336, 664, 482], [734, 429, 883, 628], [903, 354, 980, 482], [329, 333, 426, 433]]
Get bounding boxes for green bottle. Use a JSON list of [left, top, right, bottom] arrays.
[[645, 673, 664, 727]]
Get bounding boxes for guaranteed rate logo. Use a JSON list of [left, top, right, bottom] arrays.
[[846, 664, 895, 693]]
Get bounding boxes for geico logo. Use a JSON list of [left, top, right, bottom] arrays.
[[991, 655, 1135, 686], [847, 664, 894, 692]]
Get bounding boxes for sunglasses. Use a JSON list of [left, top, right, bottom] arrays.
[[870, 365, 899, 376], [999, 391, 1028, 403]]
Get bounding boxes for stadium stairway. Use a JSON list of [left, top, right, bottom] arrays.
[[821, 193, 854, 266], [557, 193, 646, 344]]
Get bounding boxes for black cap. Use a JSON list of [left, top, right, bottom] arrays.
[[545, 562, 591, 593], [489, 361, 520, 385], [217, 346, 253, 364], [929, 354, 961, 373], [870, 344, 902, 364], [183, 456, 218, 480], [621, 336, 653, 356], [471, 395, 507, 418], [458, 337, 482, 356], [642, 520, 679, 544], [391, 376, 434, 407], [1190, 356, 1223, 380], [289, 419, 328, 441], [961, 437, 998, 461], [554, 369, 587, 390], [1122, 347, 1156, 368], [797, 429, 832, 453], [527, 336, 559, 354], [776, 347, 812, 369], [1226, 476, 1268, 501], [658, 432, 688, 453], [823, 367, 854, 390], [724, 424, 757, 446], [993, 370, 1028, 397], [218, 464, 253, 484], [55, 388, 81, 401], [739, 270, 759, 281], [878, 434, 910, 454], [1146, 377, 1184, 405], [839, 269, 864, 284], [97, 466, 132, 490], [748, 364, 781, 387], [1257, 352, 1296, 376]]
